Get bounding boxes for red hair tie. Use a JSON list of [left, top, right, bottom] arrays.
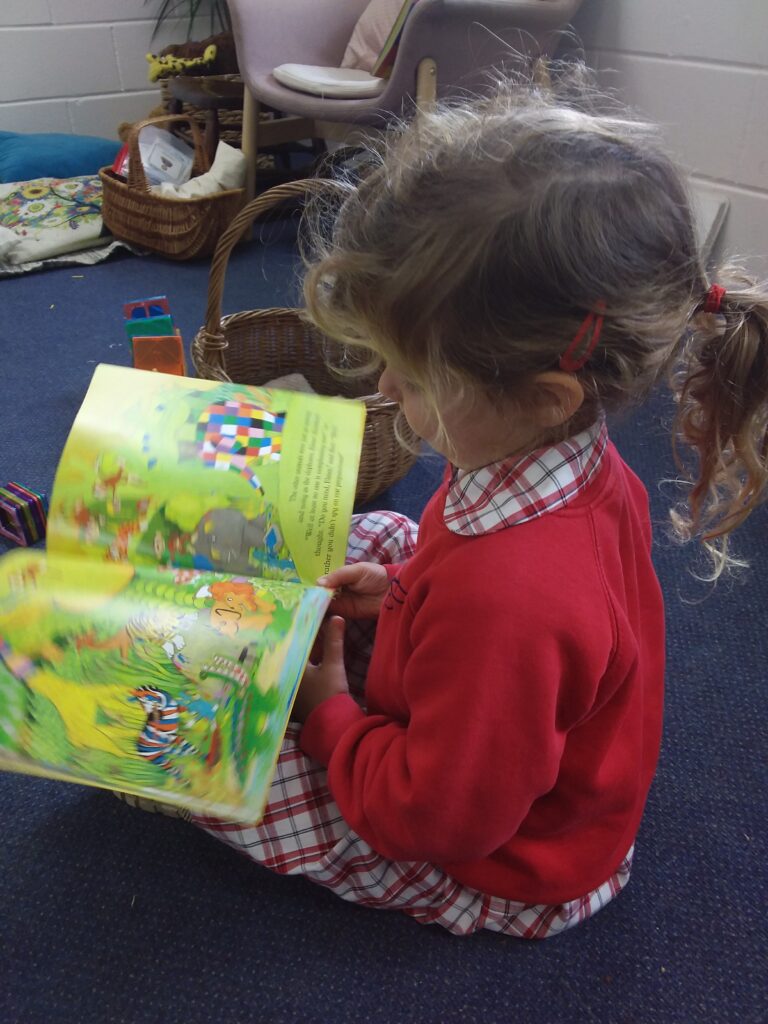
[[703, 283, 726, 313], [559, 301, 606, 373]]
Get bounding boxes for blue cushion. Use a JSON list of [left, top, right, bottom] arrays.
[[0, 131, 121, 184]]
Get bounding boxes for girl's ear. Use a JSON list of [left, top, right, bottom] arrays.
[[529, 371, 585, 427]]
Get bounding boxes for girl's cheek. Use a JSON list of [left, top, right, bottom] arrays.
[[406, 403, 438, 442], [377, 367, 402, 403]]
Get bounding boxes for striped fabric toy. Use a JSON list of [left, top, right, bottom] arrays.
[[0, 482, 48, 546]]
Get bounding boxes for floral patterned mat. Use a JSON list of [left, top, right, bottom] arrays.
[[0, 175, 133, 275]]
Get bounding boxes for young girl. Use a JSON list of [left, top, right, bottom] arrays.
[[189, 75, 768, 937]]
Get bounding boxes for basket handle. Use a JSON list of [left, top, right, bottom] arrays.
[[125, 114, 209, 193], [197, 178, 341, 371]]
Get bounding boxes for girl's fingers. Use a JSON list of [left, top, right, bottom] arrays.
[[324, 616, 345, 660], [319, 563, 387, 591], [318, 565, 360, 588]]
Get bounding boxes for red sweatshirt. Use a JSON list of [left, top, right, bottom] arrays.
[[300, 443, 665, 905]]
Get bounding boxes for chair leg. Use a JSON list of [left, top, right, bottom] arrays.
[[415, 57, 437, 112], [205, 108, 220, 164], [242, 87, 259, 207], [533, 57, 552, 91], [241, 87, 260, 241]]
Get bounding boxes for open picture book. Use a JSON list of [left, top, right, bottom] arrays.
[[0, 364, 365, 819]]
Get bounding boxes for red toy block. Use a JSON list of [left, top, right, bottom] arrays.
[[123, 296, 172, 321], [131, 332, 186, 376]]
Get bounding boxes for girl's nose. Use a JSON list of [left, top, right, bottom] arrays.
[[378, 366, 401, 403]]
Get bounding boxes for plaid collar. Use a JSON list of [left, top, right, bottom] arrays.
[[443, 419, 608, 536]]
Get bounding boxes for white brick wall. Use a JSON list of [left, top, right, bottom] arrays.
[[574, 0, 768, 275], [1, 0, 765, 275], [0, 1, 191, 139]]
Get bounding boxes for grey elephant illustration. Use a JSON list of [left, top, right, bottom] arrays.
[[191, 508, 283, 573]]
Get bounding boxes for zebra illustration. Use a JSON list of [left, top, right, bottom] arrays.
[[129, 685, 197, 780]]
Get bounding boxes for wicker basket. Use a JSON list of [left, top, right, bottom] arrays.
[[191, 179, 419, 503], [99, 114, 246, 260]]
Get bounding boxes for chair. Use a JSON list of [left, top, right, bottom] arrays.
[[227, 0, 583, 200]]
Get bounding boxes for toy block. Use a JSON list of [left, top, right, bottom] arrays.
[[0, 482, 48, 546], [125, 314, 176, 340], [123, 296, 171, 321], [131, 332, 186, 376]]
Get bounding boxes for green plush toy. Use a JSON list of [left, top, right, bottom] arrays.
[[146, 31, 239, 83], [146, 43, 218, 83]]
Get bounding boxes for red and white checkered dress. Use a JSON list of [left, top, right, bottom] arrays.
[[192, 420, 635, 937]]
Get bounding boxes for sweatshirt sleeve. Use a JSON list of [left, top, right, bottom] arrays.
[[300, 693, 366, 764], [298, 563, 606, 865]]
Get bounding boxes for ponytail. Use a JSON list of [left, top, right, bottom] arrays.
[[669, 272, 768, 577]]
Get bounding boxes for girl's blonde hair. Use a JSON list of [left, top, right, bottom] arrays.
[[302, 69, 768, 576]]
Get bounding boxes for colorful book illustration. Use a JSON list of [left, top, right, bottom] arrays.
[[0, 364, 365, 818]]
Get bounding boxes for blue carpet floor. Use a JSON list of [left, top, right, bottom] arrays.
[[0, 229, 765, 1024]]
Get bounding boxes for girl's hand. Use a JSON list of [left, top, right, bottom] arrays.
[[317, 562, 390, 619], [292, 617, 349, 723]]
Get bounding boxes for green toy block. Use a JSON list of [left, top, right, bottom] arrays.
[[125, 314, 175, 340]]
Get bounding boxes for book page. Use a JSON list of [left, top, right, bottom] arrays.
[[0, 549, 330, 819], [47, 364, 365, 585], [371, 0, 419, 77]]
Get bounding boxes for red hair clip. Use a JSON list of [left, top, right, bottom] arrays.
[[703, 283, 726, 313], [559, 301, 606, 373]]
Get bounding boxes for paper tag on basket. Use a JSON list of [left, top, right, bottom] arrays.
[[139, 127, 194, 187]]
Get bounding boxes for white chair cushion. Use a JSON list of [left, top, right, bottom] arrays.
[[272, 64, 385, 99]]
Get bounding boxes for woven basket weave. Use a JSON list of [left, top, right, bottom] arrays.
[[191, 179, 419, 503], [99, 114, 245, 260]]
